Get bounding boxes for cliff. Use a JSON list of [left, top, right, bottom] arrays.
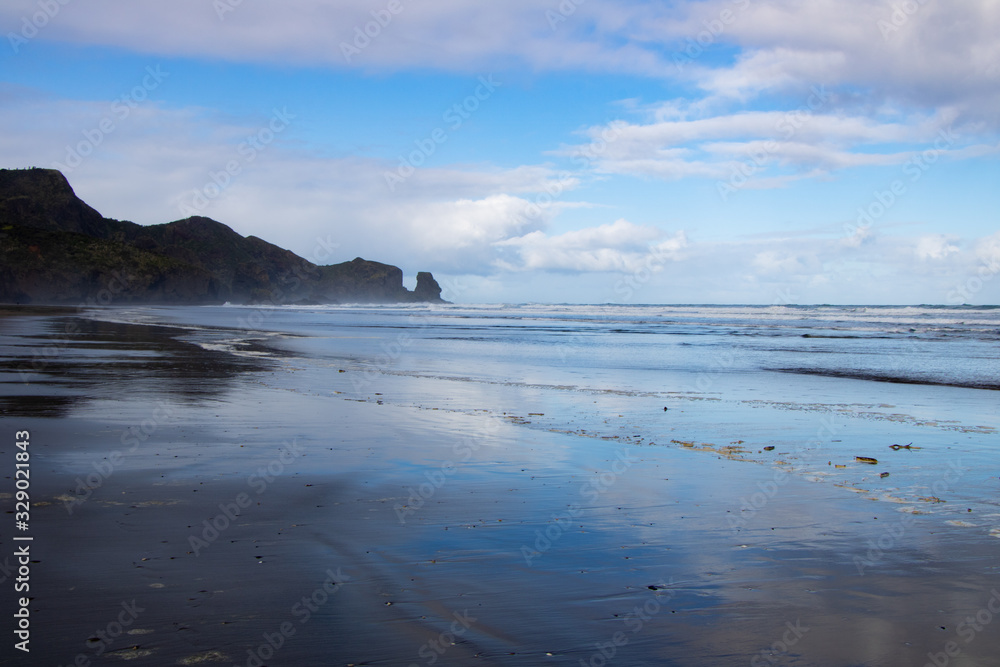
[[0, 168, 446, 306]]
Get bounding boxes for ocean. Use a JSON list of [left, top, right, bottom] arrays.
[[130, 302, 1000, 522]]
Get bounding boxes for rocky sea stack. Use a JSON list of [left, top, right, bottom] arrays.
[[413, 272, 444, 302]]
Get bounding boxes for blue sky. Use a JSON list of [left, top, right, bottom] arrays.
[[2, 0, 998, 304]]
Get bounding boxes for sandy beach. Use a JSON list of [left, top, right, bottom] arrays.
[[2, 305, 999, 666]]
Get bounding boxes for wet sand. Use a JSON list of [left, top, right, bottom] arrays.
[[2, 308, 999, 666]]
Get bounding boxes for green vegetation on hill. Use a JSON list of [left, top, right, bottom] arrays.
[[0, 168, 444, 305]]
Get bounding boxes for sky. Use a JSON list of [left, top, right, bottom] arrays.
[[1, 0, 998, 305]]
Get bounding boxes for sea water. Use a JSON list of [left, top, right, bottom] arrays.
[[91, 302, 1000, 530]]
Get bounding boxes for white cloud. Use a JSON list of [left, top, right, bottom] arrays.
[[842, 225, 874, 249], [563, 103, 984, 186], [494, 220, 686, 272], [4, 1, 999, 304], [0, 86, 585, 274], [752, 250, 812, 276], [4, 0, 997, 119], [672, 0, 1000, 113], [914, 235, 960, 261], [0, 0, 676, 76], [635, 227, 1000, 305], [6, 1, 998, 198], [699, 48, 850, 101], [588, 1, 1000, 186]]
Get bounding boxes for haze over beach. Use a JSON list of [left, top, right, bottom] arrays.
[[1, 2, 1000, 667]]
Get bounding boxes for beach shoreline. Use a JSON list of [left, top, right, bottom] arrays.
[[2, 305, 998, 665]]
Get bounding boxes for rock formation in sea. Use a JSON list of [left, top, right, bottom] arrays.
[[413, 271, 444, 303]]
